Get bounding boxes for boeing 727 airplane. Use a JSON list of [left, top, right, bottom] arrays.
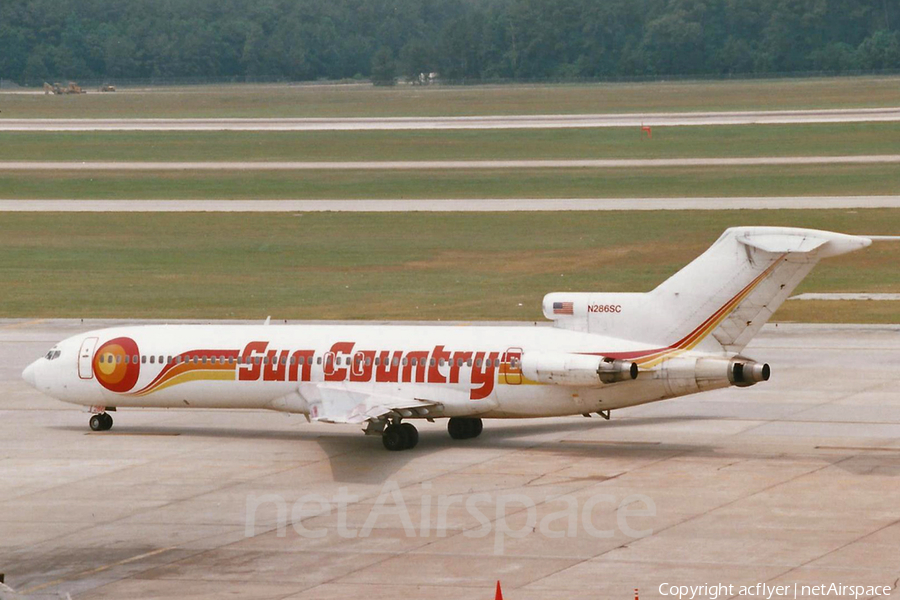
[[21, 227, 880, 450]]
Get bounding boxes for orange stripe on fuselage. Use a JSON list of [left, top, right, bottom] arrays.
[[132, 348, 239, 395]]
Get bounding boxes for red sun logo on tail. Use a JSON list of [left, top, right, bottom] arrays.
[[93, 337, 141, 393]]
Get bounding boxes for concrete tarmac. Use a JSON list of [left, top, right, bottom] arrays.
[[2, 107, 900, 131], [2, 196, 900, 212], [1, 319, 899, 599], [2, 155, 899, 171]]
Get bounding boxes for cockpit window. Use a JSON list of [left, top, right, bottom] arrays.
[[44, 349, 61, 360]]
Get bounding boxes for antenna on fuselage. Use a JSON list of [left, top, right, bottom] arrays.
[[264, 316, 271, 326]]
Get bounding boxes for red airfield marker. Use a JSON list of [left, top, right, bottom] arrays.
[[495, 580, 504, 600]]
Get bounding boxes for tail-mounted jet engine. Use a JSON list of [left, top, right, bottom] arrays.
[[521, 352, 638, 386], [660, 356, 770, 396], [729, 360, 770, 387]]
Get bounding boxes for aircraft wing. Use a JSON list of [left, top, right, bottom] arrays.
[[0, 582, 20, 600], [296, 382, 440, 425]]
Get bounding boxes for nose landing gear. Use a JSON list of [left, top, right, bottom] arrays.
[[89, 413, 113, 432]]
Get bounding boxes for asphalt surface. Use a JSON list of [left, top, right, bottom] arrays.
[[3, 155, 899, 171], [3, 196, 900, 212], [2, 107, 900, 130], [2, 320, 899, 599]]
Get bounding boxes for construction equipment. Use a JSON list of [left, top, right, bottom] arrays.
[[43, 81, 87, 95]]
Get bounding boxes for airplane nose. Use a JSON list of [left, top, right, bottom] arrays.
[[22, 360, 38, 388]]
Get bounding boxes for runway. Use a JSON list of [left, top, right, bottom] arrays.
[[3, 196, 900, 212], [1, 319, 899, 599], [2, 155, 899, 171], [2, 107, 900, 131]]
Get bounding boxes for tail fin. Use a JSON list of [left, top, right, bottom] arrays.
[[544, 227, 872, 353]]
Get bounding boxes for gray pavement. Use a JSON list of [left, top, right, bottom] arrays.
[[3, 196, 900, 212], [2, 155, 899, 170], [1, 319, 899, 599], [2, 108, 900, 131]]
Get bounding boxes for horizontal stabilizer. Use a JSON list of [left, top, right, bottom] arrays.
[[736, 232, 829, 254]]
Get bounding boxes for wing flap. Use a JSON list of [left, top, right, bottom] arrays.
[[297, 383, 440, 424]]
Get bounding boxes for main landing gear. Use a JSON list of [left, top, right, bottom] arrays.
[[382, 421, 419, 451], [89, 412, 114, 432], [447, 417, 483, 440], [380, 417, 484, 451]]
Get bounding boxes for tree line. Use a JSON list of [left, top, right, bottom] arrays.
[[0, 0, 897, 85]]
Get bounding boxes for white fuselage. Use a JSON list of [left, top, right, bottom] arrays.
[[22, 322, 726, 419]]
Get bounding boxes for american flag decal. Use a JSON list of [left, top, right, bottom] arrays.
[[553, 301, 574, 315]]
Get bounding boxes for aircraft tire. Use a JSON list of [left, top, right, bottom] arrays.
[[382, 424, 407, 451], [400, 423, 419, 449], [448, 417, 482, 440], [447, 417, 465, 439], [89, 414, 104, 432], [102, 413, 114, 431]]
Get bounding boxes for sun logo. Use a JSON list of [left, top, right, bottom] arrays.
[[93, 337, 141, 393]]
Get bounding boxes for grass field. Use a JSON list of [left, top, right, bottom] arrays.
[[1, 210, 897, 322], [2, 163, 898, 199], [3, 122, 900, 162], [2, 77, 899, 119]]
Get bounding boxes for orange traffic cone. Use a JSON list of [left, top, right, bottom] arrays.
[[495, 580, 503, 600]]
